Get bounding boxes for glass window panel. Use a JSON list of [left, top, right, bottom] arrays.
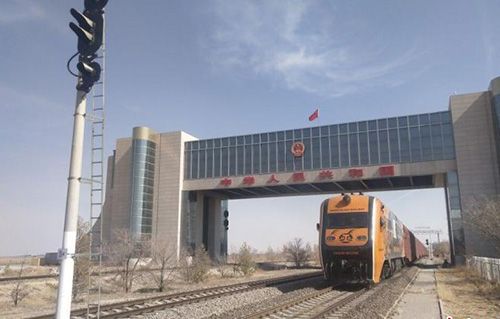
[[244, 135, 252, 144], [294, 151, 303, 171], [379, 130, 389, 163], [389, 129, 399, 162], [214, 148, 221, 177], [359, 132, 369, 165], [431, 124, 443, 160], [221, 147, 229, 176], [321, 126, 329, 136], [330, 125, 339, 135], [430, 113, 441, 124], [206, 139, 213, 148], [442, 123, 455, 159], [269, 132, 277, 142], [260, 133, 268, 142], [441, 111, 451, 124], [421, 125, 432, 160], [236, 146, 244, 175], [286, 130, 293, 140], [277, 141, 286, 171], [192, 141, 199, 150], [184, 151, 191, 179], [214, 139, 221, 147], [185, 142, 191, 151], [191, 150, 198, 178], [349, 133, 359, 166], [303, 128, 311, 138], [349, 123, 357, 133], [261, 143, 269, 173], [369, 131, 379, 164], [294, 129, 302, 139], [312, 127, 320, 137], [278, 131, 285, 141], [399, 127, 410, 162], [378, 118, 387, 129], [285, 140, 294, 171], [303, 138, 311, 170], [398, 116, 408, 127], [222, 138, 229, 147], [330, 135, 340, 168], [244, 145, 252, 174], [340, 135, 349, 167], [237, 136, 244, 145], [200, 140, 207, 149], [410, 127, 421, 162], [252, 134, 260, 144], [358, 121, 367, 132], [252, 144, 260, 173], [321, 136, 330, 168], [388, 117, 398, 128], [269, 141, 277, 172], [419, 114, 430, 125], [409, 115, 419, 126], [368, 120, 377, 130], [340, 124, 348, 134], [206, 149, 213, 178], [313, 138, 321, 169]]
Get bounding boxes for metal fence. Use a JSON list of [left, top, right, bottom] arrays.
[[466, 256, 500, 283]]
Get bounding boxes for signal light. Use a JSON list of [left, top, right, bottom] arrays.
[[426, 239, 429, 246], [223, 210, 229, 231], [69, 0, 107, 92], [76, 58, 101, 93], [69, 7, 104, 57]]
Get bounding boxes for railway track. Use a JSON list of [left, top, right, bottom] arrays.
[[243, 284, 368, 319], [28, 271, 322, 319]]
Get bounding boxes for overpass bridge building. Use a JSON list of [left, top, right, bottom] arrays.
[[101, 77, 500, 264]]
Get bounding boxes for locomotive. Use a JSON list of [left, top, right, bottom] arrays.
[[317, 193, 426, 284]]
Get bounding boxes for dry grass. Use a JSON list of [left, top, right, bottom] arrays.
[[436, 266, 500, 319]]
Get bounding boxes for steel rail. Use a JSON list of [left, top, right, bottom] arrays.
[[28, 271, 322, 319]]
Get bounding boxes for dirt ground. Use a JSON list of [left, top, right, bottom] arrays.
[[436, 267, 500, 319], [0, 265, 316, 318]]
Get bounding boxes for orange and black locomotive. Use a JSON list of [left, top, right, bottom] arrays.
[[318, 193, 426, 284]]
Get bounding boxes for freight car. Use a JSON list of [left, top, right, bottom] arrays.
[[317, 193, 426, 284]]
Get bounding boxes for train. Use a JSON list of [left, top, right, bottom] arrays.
[[317, 193, 427, 284]]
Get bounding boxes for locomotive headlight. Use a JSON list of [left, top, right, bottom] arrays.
[[356, 235, 367, 241]]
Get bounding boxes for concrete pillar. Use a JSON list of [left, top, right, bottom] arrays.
[[183, 191, 226, 261]]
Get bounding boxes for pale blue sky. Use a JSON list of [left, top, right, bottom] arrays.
[[0, 1, 498, 256]]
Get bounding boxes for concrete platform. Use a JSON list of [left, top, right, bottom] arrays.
[[391, 269, 442, 319]]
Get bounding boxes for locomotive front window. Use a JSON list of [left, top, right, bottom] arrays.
[[327, 212, 368, 228]]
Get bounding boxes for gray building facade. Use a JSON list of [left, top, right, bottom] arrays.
[[102, 77, 500, 263]]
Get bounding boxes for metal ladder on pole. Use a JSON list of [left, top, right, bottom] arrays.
[[86, 12, 106, 319]]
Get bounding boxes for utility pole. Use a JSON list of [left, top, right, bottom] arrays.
[[56, 1, 107, 318]]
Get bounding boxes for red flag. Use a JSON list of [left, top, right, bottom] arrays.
[[308, 108, 319, 121]]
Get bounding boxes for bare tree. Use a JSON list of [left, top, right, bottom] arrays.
[[191, 245, 211, 283], [432, 241, 450, 258], [73, 217, 91, 300], [10, 259, 29, 306], [178, 245, 211, 283], [311, 244, 321, 265], [150, 239, 175, 292], [464, 195, 500, 254], [106, 229, 149, 293], [283, 238, 312, 268], [236, 242, 256, 276], [265, 246, 277, 263]]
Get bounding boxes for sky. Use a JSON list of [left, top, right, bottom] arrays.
[[0, 0, 499, 256]]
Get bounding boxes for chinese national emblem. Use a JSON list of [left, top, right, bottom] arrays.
[[291, 141, 305, 157]]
